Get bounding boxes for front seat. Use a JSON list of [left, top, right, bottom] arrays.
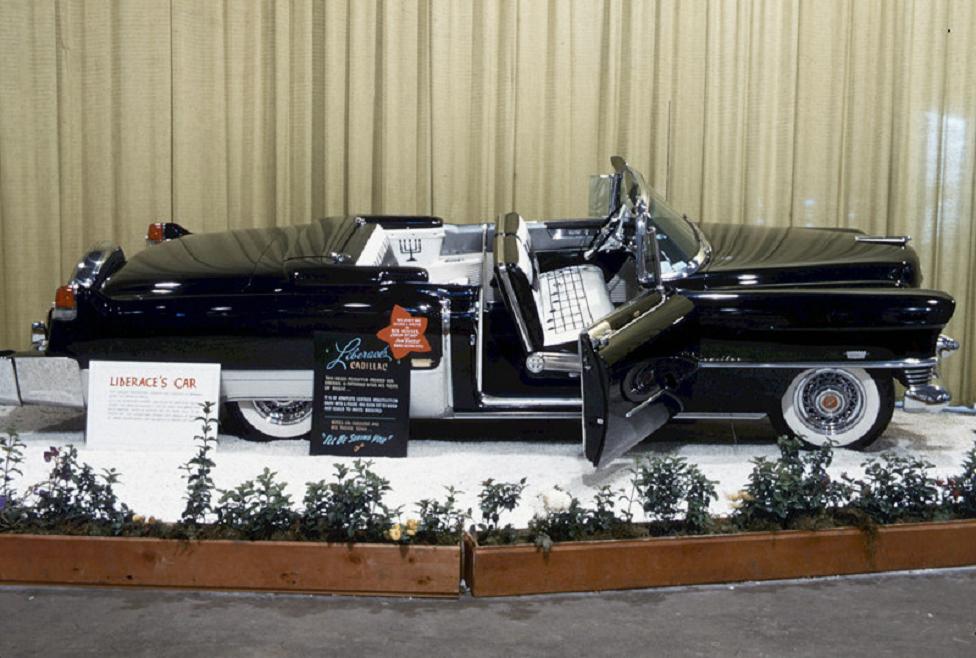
[[493, 212, 614, 351]]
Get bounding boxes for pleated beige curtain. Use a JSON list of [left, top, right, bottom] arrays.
[[1, 0, 974, 403]]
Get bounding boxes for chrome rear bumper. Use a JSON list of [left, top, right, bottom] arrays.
[[0, 353, 85, 408]]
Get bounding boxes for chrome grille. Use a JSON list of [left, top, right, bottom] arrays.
[[903, 366, 934, 387]]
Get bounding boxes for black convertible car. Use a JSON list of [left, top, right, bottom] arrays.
[[0, 158, 959, 466]]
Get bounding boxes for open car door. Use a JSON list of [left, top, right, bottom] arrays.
[[581, 289, 697, 467]]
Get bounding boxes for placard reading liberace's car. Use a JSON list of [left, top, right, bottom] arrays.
[[310, 306, 430, 457], [86, 360, 221, 451]]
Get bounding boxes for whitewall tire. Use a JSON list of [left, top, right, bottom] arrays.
[[222, 400, 313, 441], [771, 368, 894, 449]]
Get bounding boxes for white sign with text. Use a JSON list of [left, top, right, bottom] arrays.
[[86, 361, 221, 451]]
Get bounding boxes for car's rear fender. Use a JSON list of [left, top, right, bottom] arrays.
[[688, 287, 955, 363]]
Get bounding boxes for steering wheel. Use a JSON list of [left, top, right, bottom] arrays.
[[583, 206, 625, 261], [584, 157, 638, 261]]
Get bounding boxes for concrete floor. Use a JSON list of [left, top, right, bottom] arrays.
[[1, 568, 974, 657]]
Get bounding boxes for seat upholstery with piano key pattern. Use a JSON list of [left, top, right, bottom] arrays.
[[493, 212, 614, 350]]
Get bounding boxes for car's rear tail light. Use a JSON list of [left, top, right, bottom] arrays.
[[147, 222, 165, 245], [146, 221, 191, 246], [52, 284, 77, 321], [55, 285, 76, 310]]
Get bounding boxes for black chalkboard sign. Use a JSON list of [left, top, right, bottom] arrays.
[[309, 331, 410, 457]]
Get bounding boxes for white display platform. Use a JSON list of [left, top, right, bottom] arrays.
[[5, 406, 974, 527]]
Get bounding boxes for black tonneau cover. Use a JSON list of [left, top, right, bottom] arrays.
[[102, 217, 372, 297]]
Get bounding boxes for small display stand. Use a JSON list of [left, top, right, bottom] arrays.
[[309, 306, 423, 457]]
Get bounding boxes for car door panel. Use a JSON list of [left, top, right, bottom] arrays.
[[582, 290, 697, 467]]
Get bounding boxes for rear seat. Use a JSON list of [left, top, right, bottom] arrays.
[[357, 225, 392, 266]]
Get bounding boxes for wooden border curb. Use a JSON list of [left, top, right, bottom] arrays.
[[0, 534, 461, 597], [464, 520, 976, 597], [5, 520, 975, 598]]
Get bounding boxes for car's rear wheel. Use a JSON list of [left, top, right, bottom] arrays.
[[222, 400, 313, 442], [770, 367, 894, 449]]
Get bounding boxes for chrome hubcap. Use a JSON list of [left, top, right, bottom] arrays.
[[793, 369, 865, 435], [251, 400, 313, 426]]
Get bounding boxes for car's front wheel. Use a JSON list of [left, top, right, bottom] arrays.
[[770, 367, 894, 449], [222, 400, 313, 442]]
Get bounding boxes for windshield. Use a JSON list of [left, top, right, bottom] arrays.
[[621, 165, 702, 275], [648, 193, 702, 275]]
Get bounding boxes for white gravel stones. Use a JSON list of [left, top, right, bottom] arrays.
[[2, 406, 973, 527]]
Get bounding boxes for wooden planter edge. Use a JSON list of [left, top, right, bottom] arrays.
[[464, 519, 976, 597], [0, 534, 462, 598]]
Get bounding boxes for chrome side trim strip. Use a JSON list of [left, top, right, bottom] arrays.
[[221, 369, 313, 401], [698, 358, 938, 369], [673, 412, 767, 421], [479, 394, 582, 409], [446, 411, 583, 421], [447, 410, 771, 421]]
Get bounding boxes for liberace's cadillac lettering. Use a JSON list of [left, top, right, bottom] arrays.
[[0, 157, 960, 466], [325, 338, 393, 371]]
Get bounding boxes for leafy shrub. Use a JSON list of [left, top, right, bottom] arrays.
[[301, 460, 399, 542], [414, 486, 470, 544], [1, 430, 25, 505], [180, 401, 218, 525], [943, 434, 976, 517], [31, 446, 131, 534], [477, 478, 527, 543], [846, 453, 939, 524], [589, 485, 625, 532], [528, 486, 628, 550], [214, 467, 296, 539], [529, 491, 588, 547], [0, 431, 27, 530], [625, 455, 717, 532], [734, 437, 850, 529]]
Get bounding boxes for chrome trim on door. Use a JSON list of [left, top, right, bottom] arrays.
[[221, 369, 313, 401], [698, 357, 938, 369], [446, 410, 582, 421], [479, 394, 582, 409], [673, 412, 767, 421]]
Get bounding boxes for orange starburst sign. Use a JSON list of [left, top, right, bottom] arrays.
[[376, 305, 431, 360]]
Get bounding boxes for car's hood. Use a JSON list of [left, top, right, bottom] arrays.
[[697, 223, 921, 288]]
